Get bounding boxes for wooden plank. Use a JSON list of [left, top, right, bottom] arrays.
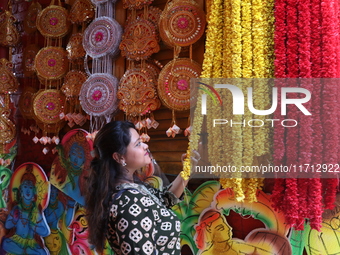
[[158, 162, 183, 175], [152, 151, 184, 162], [149, 138, 188, 151]]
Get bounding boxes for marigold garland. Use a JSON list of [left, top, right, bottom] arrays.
[[229, 0, 244, 201], [272, 0, 287, 180], [180, 145, 191, 180], [241, 0, 255, 201], [222, 0, 232, 78], [198, 0, 275, 202]]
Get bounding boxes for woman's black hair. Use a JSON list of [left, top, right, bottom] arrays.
[[85, 120, 135, 253]]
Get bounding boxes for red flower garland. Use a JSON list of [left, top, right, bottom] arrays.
[[284, 0, 300, 227], [272, 0, 287, 213], [271, 178, 286, 212], [310, 0, 322, 77], [271, 0, 340, 231], [308, 178, 323, 230], [320, 0, 339, 210], [297, 0, 312, 228], [308, 0, 324, 227]]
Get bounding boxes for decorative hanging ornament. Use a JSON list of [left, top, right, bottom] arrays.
[[66, 33, 86, 62], [83, 16, 122, 58], [34, 46, 69, 80], [33, 89, 66, 124], [61, 70, 87, 99], [69, 0, 95, 24], [79, 73, 118, 117], [126, 5, 162, 27], [18, 86, 37, 120], [37, 0, 70, 38], [34, 119, 65, 135], [135, 59, 161, 80], [0, 58, 19, 94], [166, 123, 181, 138], [91, 0, 117, 6], [0, 108, 16, 147], [0, 11, 19, 47], [36, 0, 70, 38], [159, 0, 206, 47], [157, 58, 201, 111], [122, 0, 153, 10], [24, 0, 42, 34], [118, 68, 161, 117], [120, 17, 160, 61], [23, 44, 40, 78]]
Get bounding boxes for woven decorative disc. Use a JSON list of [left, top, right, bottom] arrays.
[[36, 5, 70, 38], [34, 47, 69, 80], [158, 58, 201, 111], [66, 33, 86, 61], [83, 17, 122, 58], [159, 0, 206, 47], [135, 60, 161, 80], [120, 17, 159, 61], [118, 68, 161, 117], [24, 1, 42, 34], [79, 73, 118, 116], [18, 86, 37, 119], [61, 70, 87, 98], [33, 89, 66, 124], [69, 0, 95, 24]]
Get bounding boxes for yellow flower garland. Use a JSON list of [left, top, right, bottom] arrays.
[[189, 0, 274, 202], [181, 145, 191, 180], [241, 0, 254, 174]]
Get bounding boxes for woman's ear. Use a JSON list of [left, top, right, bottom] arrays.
[[112, 152, 125, 165], [112, 152, 120, 163]]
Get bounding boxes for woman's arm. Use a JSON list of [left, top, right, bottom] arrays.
[[168, 149, 201, 198], [167, 174, 189, 198]]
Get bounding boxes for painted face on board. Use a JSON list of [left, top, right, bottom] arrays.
[[69, 143, 85, 170], [20, 180, 35, 201]]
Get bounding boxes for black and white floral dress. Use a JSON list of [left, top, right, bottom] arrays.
[[106, 182, 181, 255]]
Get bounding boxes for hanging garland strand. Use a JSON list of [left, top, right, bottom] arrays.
[[309, 0, 323, 222], [295, 0, 312, 231], [241, 0, 256, 202], [308, 0, 323, 226], [320, 0, 339, 210], [271, 0, 287, 213]]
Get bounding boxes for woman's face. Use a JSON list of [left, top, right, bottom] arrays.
[[123, 128, 151, 172]]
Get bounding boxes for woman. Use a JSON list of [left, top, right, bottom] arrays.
[[85, 121, 194, 254]]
